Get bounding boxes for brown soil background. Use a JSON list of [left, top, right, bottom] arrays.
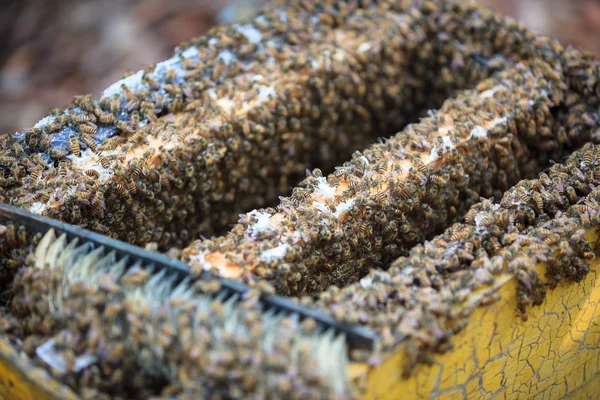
[[1, 0, 599, 134]]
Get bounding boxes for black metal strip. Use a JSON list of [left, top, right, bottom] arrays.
[[0, 203, 190, 280], [0, 203, 378, 349], [207, 272, 379, 348]]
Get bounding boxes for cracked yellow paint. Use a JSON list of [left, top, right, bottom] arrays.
[[356, 233, 600, 399], [2, 247, 600, 399]]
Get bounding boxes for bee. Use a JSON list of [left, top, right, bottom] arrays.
[[463, 207, 478, 225], [12, 142, 25, 156], [531, 192, 544, 214], [143, 109, 158, 123], [135, 212, 144, 227], [566, 186, 578, 203], [565, 92, 580, 107], [168, 94, 184, 113], [80, 133, 98, 153], [581, 147, 597, 167], [477, 292, 501, 306], [70, 112, 97, 124], [121, 84, 135, 101], [540, 60, 562, 82], [478, 214, 495, 227], [102, 302, 125, 320], [238, 118, 252, 136], [70, 205, 82, 223], [99, 112, 116, 124], [120, 267, 152, 286], [0, 156, 17, 166], [139, 100, 155, 111], [165, 68, 177, 83], [374, 191, 386, 204], [99, 156, 111, 169], [69, 135, 81, 157], [127, 179, 137, 195], [143, 78, 162, 94], [85, 169, 100, 178], [448, 228, 468, 242], [358, 221, 370, 236], [108, 96, 121, 116], [475, 79, 494, 92], [128, 131, 144, 145], [4, 223, 17, 245], [116, 120, 133, 134], [163, 83, 181, 96], [211, 60, 226, 82], [129, 160, 145, 177], [37, 192, 51, 203], [16, 224, 27, 244], [42, 122, 63, 134], [130, 111, 140, 131], [337, 210, 352, 224], [75, 188, 91, 202], [374, 236, 383, 252], [126, 96, 140, 112], [30, 165, 43, 180]]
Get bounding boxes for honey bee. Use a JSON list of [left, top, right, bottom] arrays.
[[11, 142, 25, 156], [121, 84, 135, 101], [127, 179, 137, 195], [121, 267, 151, 286], [99, 156, 111, 169], [143, 78, 162, 94], [115, 180, 132, 197], [42, 122, 64, 134], [130, 111, 140, 131], [99, 112, 116, 124], [477, 292, 501, 306], [143, 110, 158, 123], [109, 96, 121, 115], [85, 169, 100, 178], [565, 93, 580, 107], [30, 165, 43, 180], [475, 79, 494, 92], [80, 133, 98, 153], [0, 155, 17, 166], [531, 192, 544, 214], [129, 160, 145, 177], [69, 135, 81, 157], [116, 120, 133, 134], [165, 68, 177, 84], [128, 131, 144, 145], [39, 192, 51, 203], [70, 111, 97, 124]]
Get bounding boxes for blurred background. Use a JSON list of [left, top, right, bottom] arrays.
[[1, 0, 599, 134]]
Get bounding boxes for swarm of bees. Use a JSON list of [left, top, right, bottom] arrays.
[[183, 56, 600, 296], [1, 0, 600, 398], [311, 141, 600, 374], [0, 0, 594, 255], [1, 0, 515, 252], [1, 229, 351, 399], [0, 221, 43, 292]]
